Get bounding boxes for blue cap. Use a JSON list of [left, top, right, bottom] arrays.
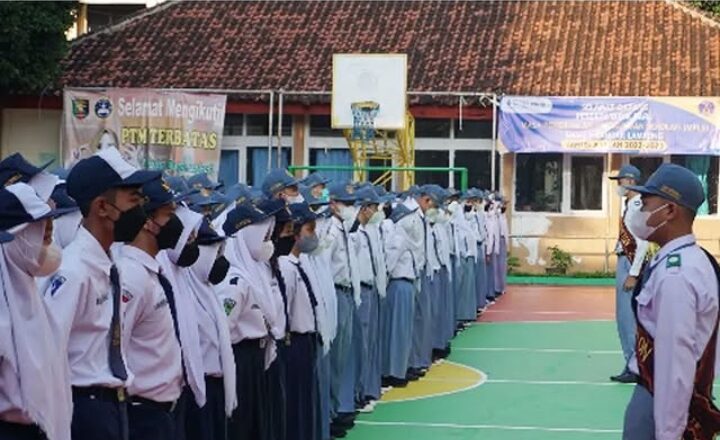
[[187, 173, 222, 191], [0, 230, 13, 243], [255, 197, 287, 219], [389, 204, 417, 223], [196, 219, 226, 244], [328, 181, 356, 203], [262, 168, 298, 197], [165, 175, 192, 195], [289, 202, 317, 225], [188, 191, 225, 208], [222, 202, 272, 236], [50, 183, 79, 209], [142, 177, 193, 213], [0, 153, 53, 187], [354, 186, 380, 206], [222, 183, 252, 206], [421, 184, 445, 205], [300, 172, 330, 188], [610, 165, 642, 182], [299, 185, 327, 207], [67, 148, 160, 206], [626, 163, 705, 213], [0, 183, 76, 232]]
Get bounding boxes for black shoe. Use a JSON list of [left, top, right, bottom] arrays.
[[610, 372, 638, 384], [387, 376, 408, 387], [406, 372, 420, 381], [331, 424, 347, 438], [335, 413, 355, 428]]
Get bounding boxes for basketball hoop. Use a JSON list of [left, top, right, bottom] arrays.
[[350, 101, 380, 141]]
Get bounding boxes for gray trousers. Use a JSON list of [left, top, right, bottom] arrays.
[[623, 385, 655, 440], [615, 255, 637, 369]]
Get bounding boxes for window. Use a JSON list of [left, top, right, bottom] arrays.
[[629, 156, 664, 182], [453, 150, 500, 190], [515, 153, 563, 212], [246, 114, 292, 136], [218, 150, 239, 186], [571, 156, 603, 210], [309, 148, 353, 183], [246, 147, 291, 186], [671, 155, 719, 215], [223, 114, 244, 136], [415, 150, 449, 185], [454, 119, 493, 139], [310, 115, 344, 137], [415, 118, 451, 138]]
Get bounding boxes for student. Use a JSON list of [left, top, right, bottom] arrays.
[[0, 183, 74, 440], [45, 147, 160, 440], [455, 194, 478, 325]]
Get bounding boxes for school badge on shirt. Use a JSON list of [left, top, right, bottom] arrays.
[[49, 275, 67, 297]]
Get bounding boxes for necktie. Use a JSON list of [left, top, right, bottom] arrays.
[[292, 261, 321, 341], [273, 265, 291, 339], [340, 223, 354, 285], [432, 229, 443, 266], [360, 230, 378, 280], [158, 271, 181, 342], [109, 265, 128, 381]]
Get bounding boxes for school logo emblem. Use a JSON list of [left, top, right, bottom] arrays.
[[49, 275, 67, 297], [699, 100, 715, 116], [121, 289, 134, 303], [223, 298, 237, 315], [94, 98, 113, 119], [71, 99, 89, 120]]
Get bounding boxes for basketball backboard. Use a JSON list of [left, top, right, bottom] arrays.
[[331, 53, 407, 130]]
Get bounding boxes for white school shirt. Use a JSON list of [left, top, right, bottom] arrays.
[[403, 198, 427, 271], [44, 226, 129, 388], [628, 234, 719, 440], [279, 254, 317, 334], [351, 226, 375, 286], [484, 210, 500, 256], [306, 250, 337, 355], [117, 245, 183, 402], [327, 216, 353, 287], [219, 269, 271, 343], [385, 218, 418, 281]]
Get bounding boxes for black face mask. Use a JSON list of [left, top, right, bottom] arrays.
[[484, 204, 491, 212], [112, 204, 147, 243], [463, 204, 473, 213], [176, 242, 200, 267], [155, 214, 183, 250], [501, 207, 507, 214], [383, 204, 392, 219], [208, 255, 230, 285], [274, 236, 295, 258]]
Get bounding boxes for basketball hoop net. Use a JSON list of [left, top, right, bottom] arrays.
[[350, 101, 380, 142]]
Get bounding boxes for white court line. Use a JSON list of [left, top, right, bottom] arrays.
[[486, 379, 632, 387], [453, 347, 621, 354], [475, 319, 615, 324], [378, 361, 487, 404], [483, 310, 614, 315], [354, 420, 621, 434]]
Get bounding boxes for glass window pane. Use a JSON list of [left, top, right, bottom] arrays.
[[246, 114, 291, 136], [453, 150, 500, 190], [310, 115, 344, 137], [515, 153, 563, 212], [246, 147, 291, 186], [414, 150, 449, 186], [671, 155, 718, 215], [218, 150, 239, 186], [629, 156, 664, 182], [415, 118, 451, 138], [454, 119, 493, 139], [571, 156, 603, 210], [309, 148, 353, 183], [223, 114, 244, 136]]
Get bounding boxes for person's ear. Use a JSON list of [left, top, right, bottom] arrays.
[[96, 197, 114, 219]]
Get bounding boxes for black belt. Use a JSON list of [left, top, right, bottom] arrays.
[[360, 282, 374, 289], [72, 385, 127, 403], [233, 338, 264, 349], [0, 420, 45, 437], [334, 284, 352, 292], [130, 395, 176, 412], [390, 277, 413, 283]]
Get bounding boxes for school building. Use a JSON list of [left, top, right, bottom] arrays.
[[1, 0, 719, 273]]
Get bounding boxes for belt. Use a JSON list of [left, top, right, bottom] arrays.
[[360, 282, 374, 289], [0, 420, 45, 436], [130, 395, 177, 412], [233, 338, 264, 349], [72, 386, 127, 403], [334, 284, 352, 292], [390, 277, 413, 283]]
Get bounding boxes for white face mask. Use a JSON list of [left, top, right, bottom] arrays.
[[447, 201, 459, 214], [368, 210, 385, 225], [425, 207, 439, 218], [249, 240, 275, 262], [624, 195, 669, 241], [286, 194, 305, 204], [340, 205, 356, 222], [34, 243, 63, 277], [616, 186, 627, 198]]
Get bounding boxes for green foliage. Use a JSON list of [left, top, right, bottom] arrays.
[[547, 245, 573, 272], [509, 271, 615, 279], [507, 254, 521, 274], [689, 1, 720, 17], [0, 2, 78, 94]]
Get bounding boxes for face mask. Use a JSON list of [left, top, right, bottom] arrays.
[[320, 188, 330, 203], [340, 205, 356, 222], [447, 201, 459, 214], [484, 203, 491, 212], [176, 242, 200, 267], [208, 255, 230, 285], [154, 214, 184, 250], [464, 204, 473, 213], [275, 235, 295, 257], [111, 204, 147, 243], [368, 210, 385, 225], [616, 186, 627, 197], [297, 234, 319, 253], [425, 207, 438, 218], [286, 194, 305, 204], [624, 195, 669, 241], [34, 243, 63, 277], [250, 241, 274, 262], [382, 204, 392, 219], [501, 207, 507, 214]]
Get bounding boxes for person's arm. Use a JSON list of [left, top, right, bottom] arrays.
[[629, 238, 650, 278], [43, 269, 85, 351], [652, 274, 698, 440]]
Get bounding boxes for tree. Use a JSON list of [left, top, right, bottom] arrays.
[[0, 2, 78, 94], [689, 1, 720, 18]]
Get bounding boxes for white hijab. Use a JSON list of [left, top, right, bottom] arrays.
[[156, 205, 206, 407], [451, 201, 477, 260], [184, 243, 238, 416], [52, 210, 82, 249], [0, 220, 72, 440], [224, 219, 280, 368]]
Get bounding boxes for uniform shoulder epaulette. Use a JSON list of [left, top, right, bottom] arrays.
[[666, 254, 682, 269]]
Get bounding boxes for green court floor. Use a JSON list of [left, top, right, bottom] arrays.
[[347, 321, 632, 440]]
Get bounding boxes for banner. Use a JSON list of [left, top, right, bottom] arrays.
[[499, 96, 720, 154], [62, 88, 226, 178]]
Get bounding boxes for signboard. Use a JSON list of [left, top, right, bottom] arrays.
[[499, 97, 720, 154], [62, 88, 227, 178]]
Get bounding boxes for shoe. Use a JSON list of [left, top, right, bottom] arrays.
[[330, 424, 347, 438], [335, 413, 355, 428], [406, 372, 420, 381], [381, 385, 393, 393], [610, 371, 638, 384], [358, 401, 376, 413], [388, 376, 408, 387]]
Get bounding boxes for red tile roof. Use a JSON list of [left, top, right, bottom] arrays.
[[60, 0, 720, 101]]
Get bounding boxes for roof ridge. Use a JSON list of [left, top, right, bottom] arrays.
[[666, 0, 720, 29], [69, 0, 182, 46]]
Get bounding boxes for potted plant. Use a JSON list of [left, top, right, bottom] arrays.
[[546, 245, 573, 275]]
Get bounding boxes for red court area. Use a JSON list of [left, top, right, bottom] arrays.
[[480, 285, 615, 322]]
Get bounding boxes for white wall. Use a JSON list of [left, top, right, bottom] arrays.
[[1, 108, 62, 165]]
